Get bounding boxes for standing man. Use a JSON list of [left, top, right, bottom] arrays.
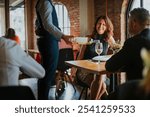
[[105, 8, 150, 81], [35, 0, 73, 100]]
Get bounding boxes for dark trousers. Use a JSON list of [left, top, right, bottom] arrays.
[[37, 37, 59, 100]]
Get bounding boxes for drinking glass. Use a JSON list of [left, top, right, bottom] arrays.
[[95, 40, 103, 63]]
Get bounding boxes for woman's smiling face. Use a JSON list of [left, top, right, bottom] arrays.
[[96, 19, 107, 34]]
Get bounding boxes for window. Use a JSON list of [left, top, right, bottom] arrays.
[[143, 0, 150, 11], [0, 0, 5, 36], [130, 0, 150, 11], [126, 0, 150, 38], [9, 0, 25, 49], [130, 0, 141, 10], [54, 3, 70, 35]]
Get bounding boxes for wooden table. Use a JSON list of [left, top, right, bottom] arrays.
[[65, 60, 117, 92], [65, 60, 108, 75]]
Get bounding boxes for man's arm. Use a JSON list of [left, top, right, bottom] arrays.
[[17, 46, 45, 78], [38, 0, 63, 40], [37, 0, 74, 43], [105, 40, 132, 72]]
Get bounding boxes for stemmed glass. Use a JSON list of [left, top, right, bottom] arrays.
[[95, 40, 103, 64]]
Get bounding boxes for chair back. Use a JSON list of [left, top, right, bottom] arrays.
[[108, 80, 150, 100], [0, 86, 35, 100], [57, 48, 74, 71]]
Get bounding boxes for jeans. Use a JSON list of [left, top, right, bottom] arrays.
[[37, 36, 59, 99]]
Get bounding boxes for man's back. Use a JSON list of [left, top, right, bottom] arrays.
[[106, 28, 150, 80], [0, 37, 20, 85]]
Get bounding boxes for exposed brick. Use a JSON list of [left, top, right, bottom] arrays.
[[31, 0, 129, 48]]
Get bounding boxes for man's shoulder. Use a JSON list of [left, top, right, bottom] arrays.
[[37, 0, 51, 7], [124, 37, 135, 47], [37, 0, 52, 12], [125, 34, 142, 44]]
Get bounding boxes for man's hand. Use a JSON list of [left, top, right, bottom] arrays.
[[62, 35, 74, 45]]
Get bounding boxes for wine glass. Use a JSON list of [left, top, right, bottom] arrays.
[[95, 40, 103, 63]]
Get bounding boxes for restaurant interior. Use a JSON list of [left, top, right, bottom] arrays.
[[0, 0, 150, 100]]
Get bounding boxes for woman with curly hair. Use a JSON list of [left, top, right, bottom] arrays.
[[77, 15, 116, 100], [78, 15, 115, 60]]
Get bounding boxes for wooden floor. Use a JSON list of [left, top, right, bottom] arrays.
[[19, 78, 86, 100]]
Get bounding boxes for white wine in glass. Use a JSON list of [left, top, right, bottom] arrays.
[[95, 41, 103, 63]]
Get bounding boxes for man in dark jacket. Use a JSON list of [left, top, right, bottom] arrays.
[[105, 8, 150, 81]]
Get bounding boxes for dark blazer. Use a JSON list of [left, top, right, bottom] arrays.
[[105, 28, 150, 80]]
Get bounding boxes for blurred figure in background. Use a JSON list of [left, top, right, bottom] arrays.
[[0, 36, 45, 86], [5, 28, 20, 45]]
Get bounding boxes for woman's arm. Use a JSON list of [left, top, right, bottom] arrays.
[[107, 36, 116, 47]]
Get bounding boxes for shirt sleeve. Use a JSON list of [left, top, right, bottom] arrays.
[[37, 0, 63, 40], [16, 46, 45, 78]]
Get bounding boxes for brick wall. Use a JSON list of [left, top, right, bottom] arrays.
[[94, 0, 124, 41], [31, 0, 129, 49], [54, 0, 80, 36], [54, 0, 124, 39]]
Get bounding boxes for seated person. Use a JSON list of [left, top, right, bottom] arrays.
[[76, 15, 117, 100], [0, 36, 45, 86], [4, 28, 21, 45], [105, 8, 150, 81], [107, 48, 150, 100]]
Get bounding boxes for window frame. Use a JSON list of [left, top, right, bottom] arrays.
[[126, 0, 148, 38], [54, 2, 71, 35]]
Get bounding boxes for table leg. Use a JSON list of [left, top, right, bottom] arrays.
[[109, 73, 118, 93]]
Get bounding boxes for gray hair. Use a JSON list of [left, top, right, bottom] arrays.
[[130, 8, 150, 26]]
